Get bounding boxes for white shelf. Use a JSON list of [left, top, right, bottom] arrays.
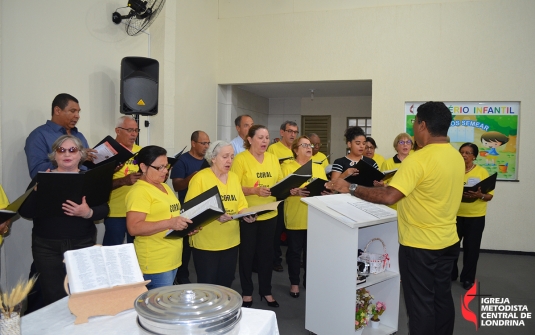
[[357, 271, 399, 288]]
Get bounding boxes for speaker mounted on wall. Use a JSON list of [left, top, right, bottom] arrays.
[[120, 57, 159, 116]]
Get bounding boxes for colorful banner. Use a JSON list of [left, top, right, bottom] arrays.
[[405, 102, 519, 181]]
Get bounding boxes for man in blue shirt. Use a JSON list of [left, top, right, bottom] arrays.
[[24, 93, 93, 179], [230, 115, 253, 155], [170, 130, 211, 284]]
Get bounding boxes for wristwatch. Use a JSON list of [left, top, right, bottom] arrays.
[[349, 183, 358, 196]]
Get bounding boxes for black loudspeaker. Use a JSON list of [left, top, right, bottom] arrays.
[[120, 57, 159, 115]]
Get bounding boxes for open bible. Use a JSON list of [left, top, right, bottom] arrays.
[[64, 244, 145, 294], [165, 186, 225, 238]]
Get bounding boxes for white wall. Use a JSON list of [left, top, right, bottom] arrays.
[[217, 0, 535, 252]]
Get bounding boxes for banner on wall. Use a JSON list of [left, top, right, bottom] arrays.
[[404, 102, 519, 181]]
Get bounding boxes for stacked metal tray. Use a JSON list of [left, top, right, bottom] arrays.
[[134, 284, 242, 334]]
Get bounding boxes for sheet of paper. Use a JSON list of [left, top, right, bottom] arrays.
[[92, 141, 118, 164]]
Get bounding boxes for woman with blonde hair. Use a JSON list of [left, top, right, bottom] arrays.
[[381, 133, 413, 172]]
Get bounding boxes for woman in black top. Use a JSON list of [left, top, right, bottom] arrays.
[[331, 126, 378, 181], [19, 135, 109, 306]]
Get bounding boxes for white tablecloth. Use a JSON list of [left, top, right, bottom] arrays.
[[21, 297, 279, 335]]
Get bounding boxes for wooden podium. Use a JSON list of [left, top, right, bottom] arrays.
[[302, 194, 400, 335]]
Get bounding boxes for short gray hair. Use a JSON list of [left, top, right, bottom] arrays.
[[116, 115, 135, 128], [204, 140, 232, 166], [48, 135, 87, 167]]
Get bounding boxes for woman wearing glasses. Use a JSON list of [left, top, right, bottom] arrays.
[[364, 137, 385, 169], [126, 145, 192, 289], [231, 125, 283, 308], [281, 136, 327, 298], [19, 135, 110, 306], [331, 126, 379, 181], [380, 133, 413, 172], [185, 140, 256, 288], [452, 143, 493, 290]]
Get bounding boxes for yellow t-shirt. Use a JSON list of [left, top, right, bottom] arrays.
[[0, 185, 9, 245], [281, 160, 327, 230], [185, 169, 248, 251], [312, 152, 329, 169], [457, 165, 493, 217], [388, 143, 464, 250], [230, 150, 282, 221], [381, 156, 402, 172], [125, 180, 182, 274], [108, 144, 141, 217], [372, 153, 385, 170], [267, 141, 293, 161]]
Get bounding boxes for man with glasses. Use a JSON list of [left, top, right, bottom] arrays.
[[309, 133, 329, 168], [102, 116, 142, 246], [267, 121, 299, 272], [231, 115, 254, 155], [170, 130, 211, 284], [25, 93, 95, 179]]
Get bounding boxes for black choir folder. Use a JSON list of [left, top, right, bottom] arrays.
[[0, 187, 34, 222], [462, 172, 498, 203], [167, 146, 187, 168], [344, 160, 397, 187], [270, 160, 313, 200], [304, 178, 329, 197], [231, 201, 282, 220], [84, 136, 137, 169], [34, 161, 115, 217], [165, 186, 225, 238]]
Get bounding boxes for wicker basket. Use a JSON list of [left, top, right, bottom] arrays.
[[359, 238, 390, 274]]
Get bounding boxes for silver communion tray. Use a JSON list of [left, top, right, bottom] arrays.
[[134, 284, 243, 335]]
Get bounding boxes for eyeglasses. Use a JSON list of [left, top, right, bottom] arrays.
[[299, 143, 315, 148], [149, 164, 171, 172], [195, 141, 211, 146], [284, 129, 299, 135], [398, 140, 413, 145], [55, 146, 79, 154], [460, 151, 474, 155], [311, 143, 322, 148], [118, 127, 141, 133]]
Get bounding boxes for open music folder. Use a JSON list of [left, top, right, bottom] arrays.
[[83, 136, 137, 169], [0, 187, 34, 222], [344, 160, 396, 187], [462, 172, 497, 203], [165, 186, 225, 238], [270, 160, 313, 200]]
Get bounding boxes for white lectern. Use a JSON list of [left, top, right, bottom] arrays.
[[302, 194, 399, 335]]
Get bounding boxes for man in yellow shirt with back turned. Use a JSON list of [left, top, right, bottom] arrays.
[[328, 101, 464, 335]]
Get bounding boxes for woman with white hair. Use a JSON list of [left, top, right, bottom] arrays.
[[19, 135, 110, 306], [185, 140, 256, 288]]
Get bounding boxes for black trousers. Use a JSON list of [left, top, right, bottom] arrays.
[[452, 216, 485, 283], [273, 202, 286, 266], [192, 246, 239, 288], [239, 217, 277, 296], [32, 234, 95, 307], [399, 242, 460, 335], [174, 236, 191, 284], [286, 229, 307, 286]]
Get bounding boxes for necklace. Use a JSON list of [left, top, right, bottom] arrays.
[[465, 164, 475, 173]]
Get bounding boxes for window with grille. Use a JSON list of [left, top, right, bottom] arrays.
[[347, 117, 372, 136]]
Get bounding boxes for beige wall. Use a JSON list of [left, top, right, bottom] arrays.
[[218, 0, 535, 252], [0, 0, 218, 288]]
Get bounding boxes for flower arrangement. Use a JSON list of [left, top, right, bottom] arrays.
[[371, 301, 386, 321], [355, 288, 374, 330]]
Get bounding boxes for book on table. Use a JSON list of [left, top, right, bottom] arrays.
[[83, 136, 137, 169], [270, 160, 313, 201], [165, 186, 225, 238], [344, 160, 396, 187], [64, 244, 145, 294], [462, 172, 498, 203], [0, 187, 34, 222], [231, 201, 282, 220], [32, 161, 115, 217]]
